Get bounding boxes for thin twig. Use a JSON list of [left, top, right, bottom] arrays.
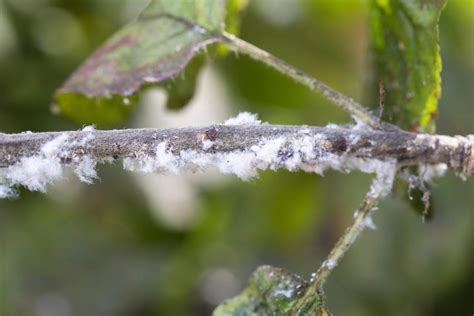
[[292, 168, 396, 314], [221, 32, 383, 129]]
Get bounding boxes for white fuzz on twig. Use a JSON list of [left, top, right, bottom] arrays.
[[224, 112, 262, 126], [0, 130, 98, 198]]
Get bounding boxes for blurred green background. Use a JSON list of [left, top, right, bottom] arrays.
[[0, 0, 473, 315]]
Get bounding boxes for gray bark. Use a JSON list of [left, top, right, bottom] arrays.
[[1, 125, 472, 178]]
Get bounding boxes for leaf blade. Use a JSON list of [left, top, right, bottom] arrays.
[[55, 0, 227, 126], [370, 0, 447, 132]]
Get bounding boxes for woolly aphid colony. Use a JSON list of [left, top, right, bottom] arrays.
[[1, 112, 398, 200]]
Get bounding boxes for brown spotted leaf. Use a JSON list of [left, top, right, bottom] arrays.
[[55, 0, 227, 126]]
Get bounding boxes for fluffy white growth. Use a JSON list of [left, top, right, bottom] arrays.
[[82, 125, 96, 132], [6, 155, 63, 192], [298, 127, 311, 134], [75, 128, 96, 147], [370, 159, 397, 198], [296, 136, 316, 163], [215, 152, 257, 180], [420, 163, 447, 182], [325, 123, 340, 129], [251, 137, 286, 170], [122, 134, 399, 187], [352, 116, 372, 131], [224, 112, 261, 126], [202, 139, 214, 150], [274, 287, 295, 299], [70, 130, 98, 182], [0, 132, 98, 198], [123, 142, 179, 174], [323, 259, 337, 270], [41, 134, 69, 157], [3, 134, 69, 193], [348, 134, 361, 146], [0, 184, 15, 199], [351, 159, 396, 232], [363, 216, 377, 230], [74, 156, 98, 184]]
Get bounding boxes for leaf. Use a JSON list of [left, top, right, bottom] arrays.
[[224, 0, 248, 36], [213, 265, 330, 316], [215, 0, 249, 55], [370, 0, 447, 132], [165, 54, 206, 111], [55, 0, 228, 126], [165, 0, 248, 110]]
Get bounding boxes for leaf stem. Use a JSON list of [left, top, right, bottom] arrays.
[[222, 32, 382, 129]]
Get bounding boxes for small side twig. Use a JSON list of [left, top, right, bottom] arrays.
[[292, 165, 396, 314], [221, 32, 383, 130]]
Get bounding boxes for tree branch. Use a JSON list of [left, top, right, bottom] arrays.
[[0, 121, 472, 198]]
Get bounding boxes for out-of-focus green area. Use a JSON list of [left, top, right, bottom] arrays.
[[0, 0, 473, 315]]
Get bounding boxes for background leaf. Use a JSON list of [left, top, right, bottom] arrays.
[[55, 0, 228, 126], [369, 0, 447, 132]]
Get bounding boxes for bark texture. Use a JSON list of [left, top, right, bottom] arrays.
[[1, 125, 472, 178]]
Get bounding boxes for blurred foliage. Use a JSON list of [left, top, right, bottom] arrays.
[[0, 1, 473, 316]]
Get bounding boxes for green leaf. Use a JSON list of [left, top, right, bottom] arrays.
[[55, 93, 139, 127], [165, 0, 248, 110], [165, 54, 206, 111], [393, 178, 435, 220], [213, 265, 330, 316], [55, 0, 228, 126], [224, 0, 248, 35], [215, 0, 249, 55], [370, 0, 447, 132]]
